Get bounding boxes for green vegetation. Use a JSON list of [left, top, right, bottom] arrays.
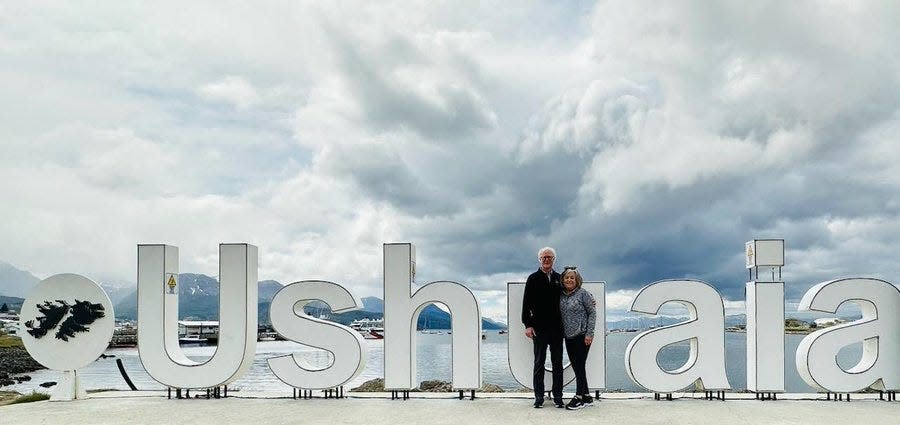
[[785, 318, 811, 333], [0, 334, 23, 348], [6, 391, 50, 405]]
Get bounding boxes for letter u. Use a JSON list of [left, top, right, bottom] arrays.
[[137, 244, 257, 389]]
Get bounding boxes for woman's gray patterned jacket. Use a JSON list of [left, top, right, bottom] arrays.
[[559, 286, 596, 338]]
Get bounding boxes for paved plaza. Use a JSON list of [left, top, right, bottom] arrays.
[[1, 391, 897, 425]]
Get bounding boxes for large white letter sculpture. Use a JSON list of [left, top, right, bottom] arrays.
[[507, 281, 607, 390], [20, 274, 115, 401], [795, 278, 900, 392], [267, 281, 366, 389], [137, 244, 258, 389], [745, 239, 785, 394], [383, 243, 482, 390], [625, 279, 731, 392]]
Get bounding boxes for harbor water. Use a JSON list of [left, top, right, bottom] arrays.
[[6, 332, 862, 395]]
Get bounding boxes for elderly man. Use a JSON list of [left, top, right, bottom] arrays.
[[521, 246, 564, 408]]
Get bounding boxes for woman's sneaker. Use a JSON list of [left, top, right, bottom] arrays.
[[581, 394, 594, 405], [565, 396, 584, 410]]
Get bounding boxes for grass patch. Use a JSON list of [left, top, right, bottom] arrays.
[[0, 335, 23, 348], [6, 392, 50, 405]]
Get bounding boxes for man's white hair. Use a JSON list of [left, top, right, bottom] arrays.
[[537, 246, 556, 258]]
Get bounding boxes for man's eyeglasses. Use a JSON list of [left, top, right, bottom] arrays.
[[540, 256, 554, 260]]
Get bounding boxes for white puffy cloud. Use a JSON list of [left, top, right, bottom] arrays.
[[0, 1, 898, 328], [198, 77, 261, 110]]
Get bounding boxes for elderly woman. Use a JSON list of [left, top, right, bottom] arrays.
[[559, 266, 596, 410]]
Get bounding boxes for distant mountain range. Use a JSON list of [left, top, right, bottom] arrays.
[[0, 295, 24, 310], [361, 296, 383, 313], [0, 261, 503, 329], [0, 260, 155, 306], [0, 260, 826, 332], [113, 273, 284, 321], [108, 273, 505, 330], [606, 314, 747, 330], [98, 279, 139, 306], [0, 260, 40, 298]]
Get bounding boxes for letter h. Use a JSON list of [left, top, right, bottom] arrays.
[[383, 243, 482, 390]]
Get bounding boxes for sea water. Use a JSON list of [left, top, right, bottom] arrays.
[[6, 332, 862, 394]]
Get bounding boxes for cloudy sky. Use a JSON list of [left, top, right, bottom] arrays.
[[2, 1, 899, 321]]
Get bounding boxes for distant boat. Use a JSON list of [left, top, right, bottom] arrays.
[[178, 335, 207, 344], [178, 320, 218, 344], [498, 330, 507, 335], [258, 332, 278, 342], [350, 318, 385, 339]]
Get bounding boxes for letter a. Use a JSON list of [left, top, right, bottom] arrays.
[[796, 278, 899, 392], [625, 279, 731, 392]]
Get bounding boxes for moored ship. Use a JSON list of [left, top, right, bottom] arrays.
[[349, 318, 384, 339]]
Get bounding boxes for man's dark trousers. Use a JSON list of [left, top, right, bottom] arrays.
[[533, 331, 564, 403]]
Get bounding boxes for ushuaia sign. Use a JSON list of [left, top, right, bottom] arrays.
[[18, 240, 900, 401]]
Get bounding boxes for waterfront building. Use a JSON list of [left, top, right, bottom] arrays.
[[178, 320, 219, 343]]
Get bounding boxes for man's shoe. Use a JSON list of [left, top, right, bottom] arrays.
[[565, 396, 584, 410], [554, 400, 565, 408], [533, 400, 544, 408], [581, 394, 594, 405]]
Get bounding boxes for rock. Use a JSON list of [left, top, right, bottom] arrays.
[[350, 378, 385, 392], [348, 378, 502, 393], [479, 383, 504, 393], [419, 380, 452, 392], [39, 381, 57, 388], [0, 347, 44, 375], [0, 378, 13, 387], [14, 375, 31, 383], [417, 381, 504, 392]]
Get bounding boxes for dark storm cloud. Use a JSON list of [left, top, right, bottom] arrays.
[[327, 28, 498, 140], [2, 2, 899, 322]]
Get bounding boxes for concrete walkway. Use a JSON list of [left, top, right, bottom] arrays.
[[1, 392, 896, 425]]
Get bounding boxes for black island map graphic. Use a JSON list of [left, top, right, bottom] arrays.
[[24, 299, 106, 342]]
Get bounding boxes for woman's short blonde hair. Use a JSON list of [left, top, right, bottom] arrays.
[[561, 267, 583, 289]]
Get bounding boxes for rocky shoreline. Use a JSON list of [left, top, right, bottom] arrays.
[[351, 378, 504, 393], [0, 346, 44, 388]]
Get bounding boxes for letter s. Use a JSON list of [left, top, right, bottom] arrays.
[[267, 281, 366, 389]]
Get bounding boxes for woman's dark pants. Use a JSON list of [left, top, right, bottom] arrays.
[[565, 334, 591, 396]]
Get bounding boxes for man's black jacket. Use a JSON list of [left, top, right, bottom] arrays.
[[521, 268, 562, 335]]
